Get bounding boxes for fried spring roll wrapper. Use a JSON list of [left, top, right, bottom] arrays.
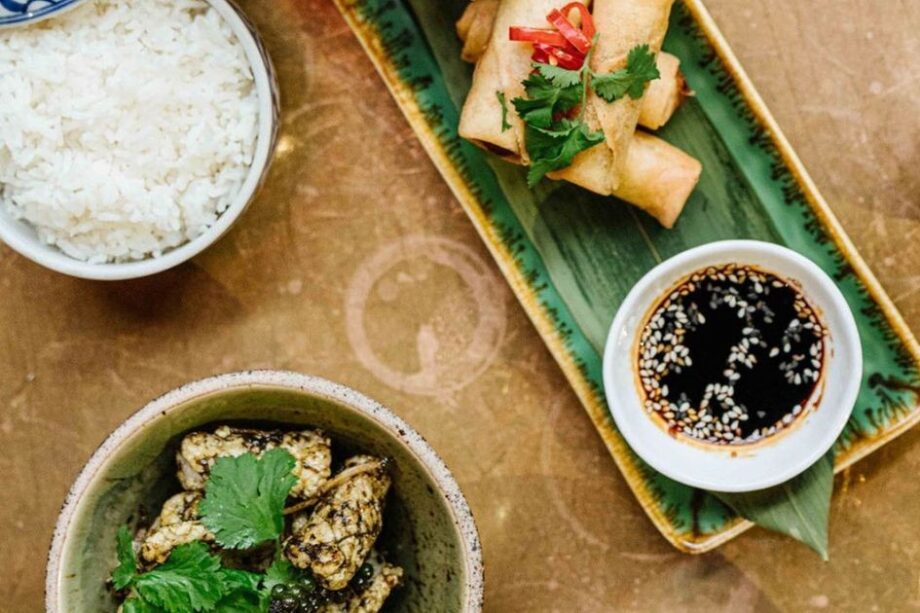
[[459, 0, 560, 163], [613, 131, 701, 228], [458, 0, 699, 226], [637, 51, 685, 130], [545, 131, 699, 227], [575, 0, 674, 188], [456, 2, 688, 130], [456, 0, 499, 63], [459, 0, 675, 190]]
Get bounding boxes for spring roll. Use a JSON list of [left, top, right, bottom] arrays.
[[456, 0, 499, 63], [616, 131, 701, 228], [457, 1, 699, 226], [456, 1, 688, 131], [637, 51, 687, 129], [578, 0, 674, 188], [459, 0, 674, 191]]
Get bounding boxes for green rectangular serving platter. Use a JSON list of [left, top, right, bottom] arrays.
[[333, 0, 920, 552]]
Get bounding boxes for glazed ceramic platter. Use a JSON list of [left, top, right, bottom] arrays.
[[333, 0, 920, 551]]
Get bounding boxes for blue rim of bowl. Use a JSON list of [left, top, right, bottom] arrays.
[[0, 0, 89, 28]]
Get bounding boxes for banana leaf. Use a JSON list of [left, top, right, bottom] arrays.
[[716, 453, 834, 559]]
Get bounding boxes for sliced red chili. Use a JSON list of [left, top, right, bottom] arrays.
[[534, 42, 584, 70], [559, 2, 595, 40], [508, 26, 568, 47], [531, 48, 551, 65], [546, 8, 591, 55]]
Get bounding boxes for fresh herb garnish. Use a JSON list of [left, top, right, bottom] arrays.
[[524, 119, 605, 187], [115, 541, 229, 613], [510, 34, 659, 186], [496, 91, 511, 132], [533, 61, 583, 89], [112, 450, 300, 612], [262, 555, 299, 592], [592, 44, 660, 102], [113, 525, 139, 590], [213, 568, 266, 612], [512, 69, 582, 130], [199, 448, 298, 550]]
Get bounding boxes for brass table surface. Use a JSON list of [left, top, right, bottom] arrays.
[[2, 1, 919, 611]]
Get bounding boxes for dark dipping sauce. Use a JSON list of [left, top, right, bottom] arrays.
[[637, 263, 826, 445]]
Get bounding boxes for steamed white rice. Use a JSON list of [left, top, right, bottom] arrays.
[[0, 0, 259, 263]]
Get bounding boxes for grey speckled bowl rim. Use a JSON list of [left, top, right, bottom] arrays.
[[45, 370, 485, 612]]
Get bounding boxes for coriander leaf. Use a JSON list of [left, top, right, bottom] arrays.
[[592, 44, 660, 102], [133, 542, 226, 613], [524, 121, 604, 187], [199, 449, 297, 550], [512, 72, 581, 129], [215, 569, 265, 613], [534, 62, 582, 88], [496, 91, 511, 132], [113, 525, 138, 590], [220, 568, 263, 593], [262, 556, 297, 592], [625, 43, 659, 83], [122, 597, 162, 613], [213, 590, 263, 613]]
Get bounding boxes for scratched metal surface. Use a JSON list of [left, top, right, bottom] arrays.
[[1, 0, 918, 611]]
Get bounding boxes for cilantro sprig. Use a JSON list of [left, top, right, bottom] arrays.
[[508, 38, 659, 186], [496, 91, 512, 132], [114, 533, 263, 613], [112, 450, 301, 612], [199, 447, 298, 550], [592, 44, 661, 102]]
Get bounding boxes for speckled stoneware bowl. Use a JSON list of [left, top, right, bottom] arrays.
[[45, 371, 484, 612], [0, 0, 280, 280]]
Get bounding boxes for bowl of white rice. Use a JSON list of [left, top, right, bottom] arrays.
[[0, 0, 278, 280]]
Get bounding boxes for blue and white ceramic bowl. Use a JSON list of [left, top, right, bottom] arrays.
[[0, 0, 87, 28], [0, 0, 281, 280]]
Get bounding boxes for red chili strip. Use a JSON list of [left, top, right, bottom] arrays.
[[559, 2, 595, 40], [546, 8, 591, 54], [508, 26, 569, 47], [531, 49, 551, 65], [534, 42, 584, 69]]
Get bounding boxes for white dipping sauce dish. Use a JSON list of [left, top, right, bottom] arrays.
[[602, 240, 861, 492]]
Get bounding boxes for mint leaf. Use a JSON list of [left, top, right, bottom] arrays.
[[199, 449, 297, 550], [534, 62, 582, 88], [113, 526, 138, 590], [592, 44, 660, 102], [512, 72, 581, 129], [133, 542, 226, 613], [524, 121, 604, 186]]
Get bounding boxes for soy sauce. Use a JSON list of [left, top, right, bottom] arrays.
[[636, 264, 826, 445]]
